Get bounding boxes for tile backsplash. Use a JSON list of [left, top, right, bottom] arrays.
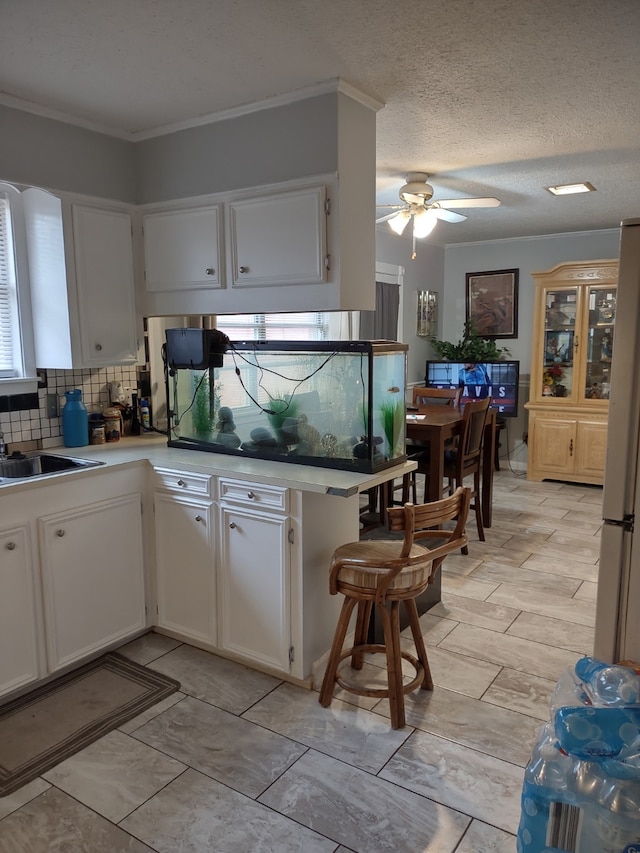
[[0, 366, 139, 449]]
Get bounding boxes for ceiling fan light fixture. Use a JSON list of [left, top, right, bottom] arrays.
[[412, 207, 438, 238], [546, 182, 596, 195], [388, 210, 411, 235]]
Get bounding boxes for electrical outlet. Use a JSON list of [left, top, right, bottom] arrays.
[[46, 394, 59, 418]]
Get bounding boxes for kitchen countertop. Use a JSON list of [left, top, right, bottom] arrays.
[[0, 434, 416, 497]]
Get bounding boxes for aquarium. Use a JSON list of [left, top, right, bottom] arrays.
[[164, 334, 408, 473]]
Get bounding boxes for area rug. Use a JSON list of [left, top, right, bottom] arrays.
[[0, 651, 180, 796]]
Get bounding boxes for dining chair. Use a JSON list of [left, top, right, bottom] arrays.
[[442, 396, 491, 551], [412, 386, 462, 408], [319, 486, 471, 729], [399, 385, 463, 504]]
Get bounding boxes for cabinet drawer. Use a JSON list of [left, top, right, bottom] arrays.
[[154, 468, 212, 496], [219, 478, 288, 512]]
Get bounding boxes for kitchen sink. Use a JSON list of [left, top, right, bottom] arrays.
[[0, 452, 105, 484]]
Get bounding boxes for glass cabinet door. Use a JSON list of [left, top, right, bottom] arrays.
[[541, 287, 577, 399], [583, 285, 616, 402]]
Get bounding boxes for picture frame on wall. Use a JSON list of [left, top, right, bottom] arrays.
[[466, 268, 519, 339]]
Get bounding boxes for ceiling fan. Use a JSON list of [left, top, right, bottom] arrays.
[[376, 173, 500, 257]]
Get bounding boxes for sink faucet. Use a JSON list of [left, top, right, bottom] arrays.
[[0, 432, 5, 460]]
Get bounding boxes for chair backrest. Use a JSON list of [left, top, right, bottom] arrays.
[[455, 397, 491, 476], [412, 386, 462, 408]]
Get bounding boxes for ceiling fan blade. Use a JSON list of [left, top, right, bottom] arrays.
[[376, 211, 403, 224], [434, 208, 467, 223], [437, 197, 501, 209]]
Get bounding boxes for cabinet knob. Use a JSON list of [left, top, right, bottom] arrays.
[[205, 267, 216, 276], [195, 514, 203, 522], [95, 343, 103, 351], [5, 541, 16, 550], [247, 491, 256, 499], [229, 522, 237, 529], [56, 529, 65, 537], [239, 265, 249, 274], [177, 479, 186, 487]]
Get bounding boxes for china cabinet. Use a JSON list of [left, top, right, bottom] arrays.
[[526, 259, 618, 484]]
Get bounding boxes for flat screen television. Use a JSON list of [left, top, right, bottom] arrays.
[[424, 360, 520, 418]]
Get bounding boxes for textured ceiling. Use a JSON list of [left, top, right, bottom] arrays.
[[1, 0, 639, 245]]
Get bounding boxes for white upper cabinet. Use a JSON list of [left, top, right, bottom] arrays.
[[228, 186, 326, 287], [143, 204, 222, 291], [23, 189, 139, 369]]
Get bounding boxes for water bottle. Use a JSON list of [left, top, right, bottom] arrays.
[[61, 389, 89, 447], [575, 657, 640, 706], [140, 398, 151, 431]]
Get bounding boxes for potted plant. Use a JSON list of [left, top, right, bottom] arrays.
[[429, 320, 510, 361]]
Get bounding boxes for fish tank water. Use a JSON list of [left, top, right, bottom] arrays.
[[164, 335, 408, 473]]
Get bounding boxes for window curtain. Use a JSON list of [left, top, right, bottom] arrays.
[[359, 281, 400, 341]]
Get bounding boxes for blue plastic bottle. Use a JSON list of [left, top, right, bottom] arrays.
[[61, 389, 89, 447]]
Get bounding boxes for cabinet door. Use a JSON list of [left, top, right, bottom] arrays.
[[575, 420, 608, 480], [155, 493, 216, 645], [219, 505, 290, 672], [229, 186, 326, 287], [0, 526, 41, 697], [39, 493, 146, 672], [143, 206, 222, 291], [582, 284, 616, 403], [530, 417, 577, 477], [72, 204, 139, 366]]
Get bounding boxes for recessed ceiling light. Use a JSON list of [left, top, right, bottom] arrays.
[[546, 182, 596, 196]]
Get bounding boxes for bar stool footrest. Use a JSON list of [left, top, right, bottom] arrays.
[[335, 644, 427, 698]]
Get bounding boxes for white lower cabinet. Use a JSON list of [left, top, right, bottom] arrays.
[[0, 525, 41, 698], [38, 493, 146, 672], [154, 492, 216, 645], [219, 502, 291, 673]]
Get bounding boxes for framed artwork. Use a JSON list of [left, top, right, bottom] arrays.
[[544, 329, 574, 366], [465, 268, 518, 339]]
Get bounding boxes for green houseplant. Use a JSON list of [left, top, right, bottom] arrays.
[[430, 320, 510, 361]]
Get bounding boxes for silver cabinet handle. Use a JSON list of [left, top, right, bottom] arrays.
[[5, 541, 16, 550], [56, 529, 65, 537], [205, 267, 215, 276], [229, 522, 237, 529], [239, 265, 249, 274], [195, 514, 202, 522], [247, 491, 256, 499], [95, 343, 103, 351], [177, 479, 186, 487]]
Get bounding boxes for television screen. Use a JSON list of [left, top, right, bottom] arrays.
[[424, 360, 520, 418]]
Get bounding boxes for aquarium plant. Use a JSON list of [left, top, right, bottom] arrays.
[[379, 399, 404, 458]]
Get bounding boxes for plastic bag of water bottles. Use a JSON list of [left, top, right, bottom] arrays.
[[517, 657, 640, 853], [552, 657, 640, 761]]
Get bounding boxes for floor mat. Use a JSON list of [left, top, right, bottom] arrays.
[[0, 651, 180, 796]]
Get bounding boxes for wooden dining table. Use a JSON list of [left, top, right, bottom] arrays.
[[405, 404, 497, 528]]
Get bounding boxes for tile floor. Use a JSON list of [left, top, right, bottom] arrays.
[[0, 470, 602, 852]]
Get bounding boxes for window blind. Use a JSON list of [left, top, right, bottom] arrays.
[[0, 193, 18, 377], [215, 312, 329, 341]]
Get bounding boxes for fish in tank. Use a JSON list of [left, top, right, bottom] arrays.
[[163, 335, 408, 473]]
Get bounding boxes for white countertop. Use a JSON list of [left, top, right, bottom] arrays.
[[0, 435, 416, 497]]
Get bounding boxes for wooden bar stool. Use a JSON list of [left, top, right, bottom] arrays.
[[319, 487, 471, 729]]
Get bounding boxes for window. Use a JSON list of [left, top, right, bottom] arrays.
[[215, 312, 329, 341], [0, 183, 36, 392]]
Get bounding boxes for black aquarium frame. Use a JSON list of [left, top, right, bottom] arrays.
[[165, 337, 408, 474]]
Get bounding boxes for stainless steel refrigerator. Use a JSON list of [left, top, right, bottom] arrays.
[[594, 218, 640, 664]]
